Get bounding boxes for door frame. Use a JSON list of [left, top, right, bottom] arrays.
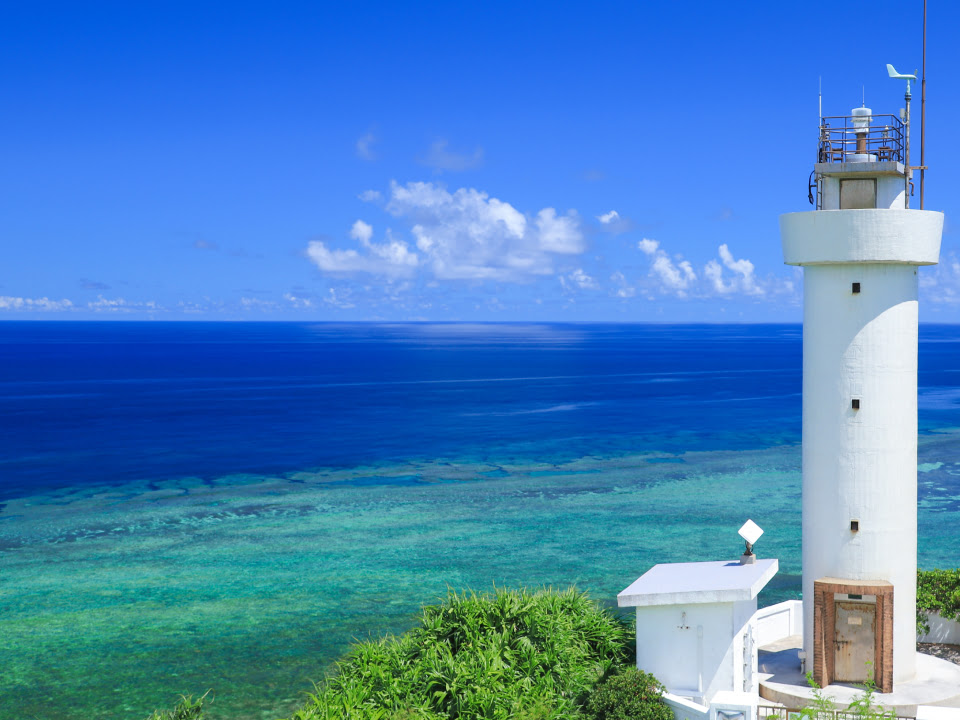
[[812, 578, 893, 693]]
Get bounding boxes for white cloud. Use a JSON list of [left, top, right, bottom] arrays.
[[597, 210, 620, 224], [307, 221, 419, 278], [379, 181, 584, 281], [356, 132, 377, 161], [310, 182, 587, 285], [359, 189, 382, 203], [561, 268, 598, 291], [536, 208, 583, 254], [652, 255, 696, 294], [637, 238, 659, 255], [920, 254, 960, 304], [323, 288, 355, 309], [350, 220, 373, 245], [283, 292, 314, 309], [0, 296, 73, 311], [637, 238, 696, 296], [419, 139, 483, 172], [637, 238, 780, 300], [610, 271, 636, 298], [703, 260, 731, 295], [87, 296, 162, 312], [707, 244, 763, 296], [241, 297, 279, 310]]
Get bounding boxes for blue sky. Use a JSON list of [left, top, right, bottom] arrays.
[[2, 0, 958, 321]]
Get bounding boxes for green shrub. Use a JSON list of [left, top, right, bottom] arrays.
[[288, 587, 635, 720], [798, 670, 895, 720], [582, 667, 672, 720], [143, 692, 208, 720], [916, 568, 960, 634]]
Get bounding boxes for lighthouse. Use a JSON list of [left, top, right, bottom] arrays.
[[780, 81, 942, 691]]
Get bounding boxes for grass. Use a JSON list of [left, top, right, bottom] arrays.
[[285, 586, 638, 720], [143, 692, 209, 720]]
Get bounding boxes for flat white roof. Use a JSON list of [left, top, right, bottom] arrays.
[[617, 558, 778, 607]]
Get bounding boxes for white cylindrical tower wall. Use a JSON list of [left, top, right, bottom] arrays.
[[782, 206, 942, 688], [800, 263, 919, 682]]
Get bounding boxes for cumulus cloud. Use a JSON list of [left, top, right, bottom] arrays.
[[704, 244, 763, 296], [419, 139, 484, 172], [308, 182, 586, 283], [597, 210, 620, 224], [536, 208, 582, 254], [637, 238, 659, 255], [356, 132, 377, 161], [307, 220, 419, 278], [358, 189, 382, 203], [0, 296, 73, 311], [385, 181, 584, 281], [350, 220, 373, 245], [561, 268, 598, 291], [637, 238, 792, 301], [637, 238, 696, 296]]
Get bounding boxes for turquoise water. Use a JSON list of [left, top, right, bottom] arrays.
[[2, 323, 960, 719]]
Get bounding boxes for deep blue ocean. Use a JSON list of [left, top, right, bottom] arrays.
[[2, 322, 959, 719]]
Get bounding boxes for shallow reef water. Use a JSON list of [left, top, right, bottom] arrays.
[[2, 322, 960, 719]]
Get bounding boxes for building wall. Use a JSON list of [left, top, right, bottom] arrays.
[[801, 262, 919, 683], [821, 174, 905, 210], [635, 599, 758, 702]]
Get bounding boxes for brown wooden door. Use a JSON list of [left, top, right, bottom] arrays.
[[835, 601, 876, 682]]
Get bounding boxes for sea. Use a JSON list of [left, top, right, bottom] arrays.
[[2, 322, 960, 719]]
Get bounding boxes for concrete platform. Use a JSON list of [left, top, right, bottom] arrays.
[[758, 643, 960, 713]]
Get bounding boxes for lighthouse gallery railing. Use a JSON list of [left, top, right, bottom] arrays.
[[818, 115, 905, 165]]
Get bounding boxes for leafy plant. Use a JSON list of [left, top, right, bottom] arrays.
[[916, 568, 960, 635], [797, 664, 895, 720], [287, 587, 635, 720], [143, 691, 210, 720], [798, 672, 837, 720], [845, 670, 895, 720], [581, 667, 672, 720]]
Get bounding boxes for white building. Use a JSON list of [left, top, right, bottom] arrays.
[[780, 104, 942, 691], [618, 558, 778, 704]]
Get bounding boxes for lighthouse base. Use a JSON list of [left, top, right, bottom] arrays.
[[758, 646, 960, 713]]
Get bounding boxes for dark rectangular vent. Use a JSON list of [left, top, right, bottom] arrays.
[[852, 282, 861, 294], [852, 398, 861, 410]]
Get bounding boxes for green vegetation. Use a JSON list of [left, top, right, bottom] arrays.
[[286, 587, 657, 720], [143, 692, 209, 720], [581, 668, 672, 720], [786, 670, 894, 720], [916, 568, 960, 634]]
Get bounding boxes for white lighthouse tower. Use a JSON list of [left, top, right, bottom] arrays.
[[780, 76, 942, 692]]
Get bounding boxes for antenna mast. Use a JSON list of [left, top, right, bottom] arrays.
[[921, 0, 927, 208]]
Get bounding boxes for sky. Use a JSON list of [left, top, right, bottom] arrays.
[[2, 0, 959, 322]]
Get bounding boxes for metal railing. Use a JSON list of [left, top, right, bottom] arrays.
[[759, 706, 914, 720], [818, 115, 905, 164]]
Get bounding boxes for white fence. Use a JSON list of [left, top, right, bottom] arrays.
[[918, 611, 960, 644], [663, 693, 710, 720], [752, 600, 803, 647]]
